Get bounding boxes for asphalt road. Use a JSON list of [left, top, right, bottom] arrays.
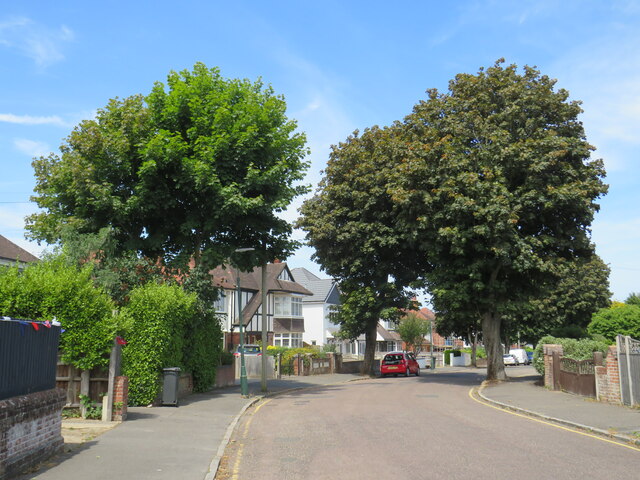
[[217, 369, 640, 480]]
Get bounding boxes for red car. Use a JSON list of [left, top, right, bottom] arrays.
[[380, 352, 420, 377]]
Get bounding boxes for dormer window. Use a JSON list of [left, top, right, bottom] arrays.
[[278, 269, 292, 281]]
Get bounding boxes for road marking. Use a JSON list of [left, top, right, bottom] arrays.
[[469, 386, 640, 452], [229, 398, 273, 479]]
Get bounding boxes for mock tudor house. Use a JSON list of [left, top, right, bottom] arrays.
[[210, 261, 312, 352], [0, 234, 39, 270]]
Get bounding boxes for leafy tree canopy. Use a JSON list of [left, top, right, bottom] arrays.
[[625, 292, 640, 305], [397, 312, 431, 354], [389, 60, 607, 380], [298, 126, 418, 375], [27, 63, 309, 271], [587, 304, 640, 341], [504, 253, 611, 344]]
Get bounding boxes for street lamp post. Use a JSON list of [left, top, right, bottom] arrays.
[[261, 262, 268, 392], [235, 248, 255, 397]]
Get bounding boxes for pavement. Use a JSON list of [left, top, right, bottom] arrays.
[[15, 367, 640, 479]]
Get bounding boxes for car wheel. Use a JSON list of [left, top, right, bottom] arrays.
[[405, 366, 410, 377], [416, 367, 420, 376]]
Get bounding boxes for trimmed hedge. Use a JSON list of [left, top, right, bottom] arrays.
[[121, 283, 197, 405]]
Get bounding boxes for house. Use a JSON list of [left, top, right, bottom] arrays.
[[0, 235, 39, 270], [210, 262, 312, 351], [290, 267, 340, 347], [291, 267, 404, 355]]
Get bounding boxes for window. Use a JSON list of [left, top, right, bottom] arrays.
[[274, 295, 303, 317], [213, 291, 227, 313], [278, 269, 292, 281], [274, 333, 303, 348]]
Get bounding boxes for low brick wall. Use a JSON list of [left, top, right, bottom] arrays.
[[214, 365, 235, 388], [0, 388, 65, 480]]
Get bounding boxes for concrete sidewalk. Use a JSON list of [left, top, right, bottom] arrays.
[[478, 367, 640, 445], [16, 374, 364, 480]]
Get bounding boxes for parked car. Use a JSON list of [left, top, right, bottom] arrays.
[[527, 351, 534, 364], [234, 344, 262, 356], [503, 354, 518, 366], [381, 352, 420, 377], [509, 348, 529, 365]]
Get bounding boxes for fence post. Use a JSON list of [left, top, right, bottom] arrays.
[[624, 336, 634, 405], [104, 339, 122, 422]]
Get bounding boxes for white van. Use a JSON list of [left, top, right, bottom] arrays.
[[509, 349, 529, 365]]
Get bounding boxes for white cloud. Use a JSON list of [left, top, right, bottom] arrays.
[[0, 15, 74, 69], [0, 113, 67, 126], [14, 138, 51, 158]]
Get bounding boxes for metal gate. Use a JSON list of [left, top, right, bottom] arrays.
[[558, 357, 596, 397], [617, 335, 640, 406]]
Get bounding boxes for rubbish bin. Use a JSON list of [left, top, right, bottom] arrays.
[[162, 367, 181, 406]]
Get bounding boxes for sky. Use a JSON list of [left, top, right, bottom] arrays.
[[1, 0, 639, 302]]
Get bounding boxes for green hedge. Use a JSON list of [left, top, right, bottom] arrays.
[[0, 257, 115, 370], [121, 283, 199, 405], [532, 336, 611, 375]]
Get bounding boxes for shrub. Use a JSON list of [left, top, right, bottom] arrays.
[[121, 283, 198, 405], [532, 336, 611, 375], [183, 306, 222, 393], [461, 347, 486, 359], [0, 257, 115, 369], [587, 304, 640, 342]]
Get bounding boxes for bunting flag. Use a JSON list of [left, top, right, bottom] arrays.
[[31, 322, 40, 331], [116, 336, 128, 345], [44, 320, 52, 328]]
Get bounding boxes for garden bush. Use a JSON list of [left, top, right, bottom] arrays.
[[0, 257, 115, 369], [587, 304, 640, 341], [121, 283, 198, 405], [532, 336, 611, 375]]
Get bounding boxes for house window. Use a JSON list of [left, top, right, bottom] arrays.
[[274, 295, 303, 317], [274, 333, 303, 348], [278, 269, 292, 281], [213, 291, 227, 313]]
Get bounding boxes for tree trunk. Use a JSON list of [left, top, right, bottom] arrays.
[[482, 312, 507, 381], [363, 321, 378, 377]]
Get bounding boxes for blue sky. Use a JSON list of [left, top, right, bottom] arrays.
[[1, 0, 639, 302]]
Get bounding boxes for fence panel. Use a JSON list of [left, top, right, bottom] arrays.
[[558, 357, 596, 398], [0, 318, 61, 400], [617, 335, 640, 406]]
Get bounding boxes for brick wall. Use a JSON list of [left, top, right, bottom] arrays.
[[595, 346, 621, 404], [0, 388, 65, 480], [112, 376, 128, 422]]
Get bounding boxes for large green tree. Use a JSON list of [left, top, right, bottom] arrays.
[[392, 60, 607, 380], [298, 126, 418, 376], [27, 63, 309, 271]]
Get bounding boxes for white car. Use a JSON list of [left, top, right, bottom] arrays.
[[509, 348, 530, 365], [503, 354, 518, 366]]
